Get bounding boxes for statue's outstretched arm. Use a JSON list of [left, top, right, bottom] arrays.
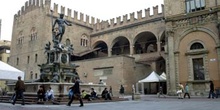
[[64, 20, 72, 26]]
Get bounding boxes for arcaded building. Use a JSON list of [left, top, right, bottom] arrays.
[[9, 0, 220, 96]]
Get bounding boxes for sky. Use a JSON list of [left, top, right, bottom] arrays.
[[0, 0, 164, 41]]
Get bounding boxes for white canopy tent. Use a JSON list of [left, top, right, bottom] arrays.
[[136, 71, 166, 94], [160, 72, 166, 80], [0, 61, 25, 80], [138, 71, 166, 83]]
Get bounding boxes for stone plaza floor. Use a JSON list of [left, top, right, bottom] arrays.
[[0, 95, 220, 110]]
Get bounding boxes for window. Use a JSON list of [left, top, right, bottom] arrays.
[[27, 56, 30, 64], [30, 71, 33, 79], [193, 58, 205, 80], [80, 34, 88, 47], [66, 39, 71, 46], [35, 73, 38, 79], [17, 36, 24, 44], [30, 27, 37, 41], [186, 0, 205, 13], [35, 54, 38, 63], [17, 58, 19, 65], [190, 42, 204, 50]]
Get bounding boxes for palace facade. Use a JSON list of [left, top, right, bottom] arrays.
[[9, 0, 220, 96]]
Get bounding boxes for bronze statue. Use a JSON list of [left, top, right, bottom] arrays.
[[52, 14, 72, 43], [35, 13, 78, 83]]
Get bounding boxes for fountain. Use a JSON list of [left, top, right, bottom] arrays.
[[6, 13, 106, 99]]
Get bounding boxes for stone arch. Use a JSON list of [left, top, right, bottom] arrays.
[[111, 36, 130, 55], [133, 31, 157, 54], [92, 40, 108, 57], [177, 28, 218, 83], [176, 27, 218, 51]]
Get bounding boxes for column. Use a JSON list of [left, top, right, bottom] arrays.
[[108, 48, 112, 57], [157, 40, 161, 52], [166, 29, 177, 95], [130, 44, 134, 55]]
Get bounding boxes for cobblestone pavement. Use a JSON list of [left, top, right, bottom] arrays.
[[0, 95, 220, 110]]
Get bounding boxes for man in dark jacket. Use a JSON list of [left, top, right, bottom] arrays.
[[67, 77, 84, 107], [208, 81, 215, 99], [12, 76, 25, 105], [101, 87, 112, 100]]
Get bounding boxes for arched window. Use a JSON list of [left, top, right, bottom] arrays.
[[80, 34, 88, 47], [188, 42, 205, 80], [190, 42, 204, 50], [66, 39, 71, 46], [17, 31, 24, 45], [30, 27, 37, 41]]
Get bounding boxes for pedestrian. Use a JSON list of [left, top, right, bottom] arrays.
[[184, 83, 190, 99], [109, 86, 113, 97], [119, 85, 125, 98], [177, 83, 184, 99], [158, 86, 166, 98], [67, 77, 84, 107], [12, 76, 25, 105], [208, 81, 215, 99], [68, 87, 74, 100]]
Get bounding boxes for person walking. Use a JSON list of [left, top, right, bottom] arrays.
[[177, 83, 184, 99], [12, 76, 25, 105], [184, 83, 190, 99], [208, 81, 215, 99], [119, 85, 125, 98], [67, 77, 84, 107], [158, 86, 166, 98]]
